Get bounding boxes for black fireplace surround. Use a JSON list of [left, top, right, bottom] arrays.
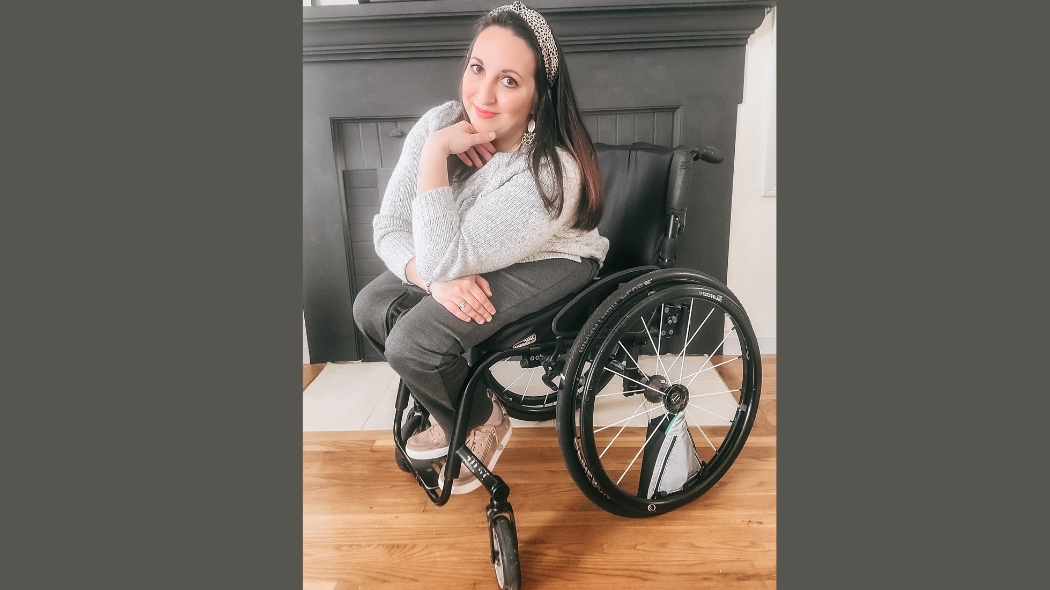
[[304, 0, 774, 362]]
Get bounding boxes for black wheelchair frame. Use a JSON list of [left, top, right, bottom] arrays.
[[389, 143, 762, 590]]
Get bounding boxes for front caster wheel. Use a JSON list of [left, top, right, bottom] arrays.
[[489, 515, 521, 590]]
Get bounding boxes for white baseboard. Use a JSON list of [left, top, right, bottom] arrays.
[[722, 334, 775, 356]]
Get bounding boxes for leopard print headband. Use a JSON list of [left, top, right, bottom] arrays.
[[488, 2, 559, 84]]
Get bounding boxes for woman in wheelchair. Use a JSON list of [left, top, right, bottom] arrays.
[[353, 3, 608, 495]]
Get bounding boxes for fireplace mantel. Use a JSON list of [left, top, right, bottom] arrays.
[[304, 0, 775, 62]]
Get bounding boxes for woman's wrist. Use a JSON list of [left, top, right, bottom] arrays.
[[422, 136, 451, 159], [404, 258, 429, 291], [418, 139, 452, 194]]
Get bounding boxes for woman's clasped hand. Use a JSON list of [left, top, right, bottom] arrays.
[[429, 274, 497, 324], [428, 121, 497, 169]]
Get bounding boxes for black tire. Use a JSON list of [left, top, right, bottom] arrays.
[[556, 269, 761, 517], [485, 353, 560, 422], [489, 515, 521, 590]]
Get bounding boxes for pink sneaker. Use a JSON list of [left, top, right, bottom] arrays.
[[405, 422, 449, 460], [439, 402, 513, 495]]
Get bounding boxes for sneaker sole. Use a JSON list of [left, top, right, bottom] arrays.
[[439, 421, 514, 495], [404, 445, 450, 461]]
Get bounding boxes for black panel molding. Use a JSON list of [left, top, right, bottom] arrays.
[[304, 0, 776, 62]]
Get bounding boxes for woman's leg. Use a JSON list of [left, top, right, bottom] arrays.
[[384, 257, 598, 434], [352, 271, 426, 356]]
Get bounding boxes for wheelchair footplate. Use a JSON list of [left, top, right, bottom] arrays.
[[406, 456, 442, 491]]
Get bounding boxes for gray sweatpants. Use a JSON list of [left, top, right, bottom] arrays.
[[353, 257, 598, 433]]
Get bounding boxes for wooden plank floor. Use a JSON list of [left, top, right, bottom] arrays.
[[303, 363, 325, 391], [303, 356, 776, 589]]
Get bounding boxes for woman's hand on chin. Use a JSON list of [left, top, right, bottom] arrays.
[[428, 121, 497, 169], [429, 274, 496, 324]]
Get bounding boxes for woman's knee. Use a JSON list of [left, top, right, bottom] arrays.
[[383, 324, 417, 375], [351, 285, 373, 332], [352, 276, 393, 338]]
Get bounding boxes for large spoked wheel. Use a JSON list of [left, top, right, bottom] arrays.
[[484, 353, 561, 422], [489, 515, 521, 590], [557, 271, 761, 517]]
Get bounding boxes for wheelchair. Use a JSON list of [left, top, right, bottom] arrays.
[[387, 142, 762, 590]]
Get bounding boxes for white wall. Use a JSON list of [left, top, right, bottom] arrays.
[[303, 310, 311, 364], [727, 8, 776, 354]]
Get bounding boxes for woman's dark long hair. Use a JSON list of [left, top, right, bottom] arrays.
[[449, 9, 604, 231]]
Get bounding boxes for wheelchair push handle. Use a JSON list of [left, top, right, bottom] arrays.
[[666, 145, 723, 214], [691, 146, 724, 164], [658, 145, 724, 268]]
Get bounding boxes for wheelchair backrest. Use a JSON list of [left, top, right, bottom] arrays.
[[477, 143, 696, 350], [593, 142, 691, 276]]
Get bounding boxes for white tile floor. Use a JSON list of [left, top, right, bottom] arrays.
[[303, 355, 736, 432]]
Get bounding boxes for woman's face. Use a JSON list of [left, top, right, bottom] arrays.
[[461, 26, 537, 152]]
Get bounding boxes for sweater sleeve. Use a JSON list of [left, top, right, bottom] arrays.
[[372, 101, 460, 282], [411, 151, 583, 283]]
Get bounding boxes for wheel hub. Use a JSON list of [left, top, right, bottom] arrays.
[[663, 383, 689, 414], [644, 374, 669, 403]]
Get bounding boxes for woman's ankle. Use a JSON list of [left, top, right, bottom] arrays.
[[483, 399, 503, 426]]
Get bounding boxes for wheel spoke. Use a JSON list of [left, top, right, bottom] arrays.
[[689, 389, 740, 398], [679, 355, 741, 385], [686, 328, 737, 388], [618, 342, 650, 380], [542, 384, 554, 407], [657, 305, 665, 372], [617, 413, 672, 485], [500, 365, 530, 394], [644, 308, 669, 377], [666, 306, 714, 383], [687, 402, 732, 424], [678, 299, 694, 383], [600, 397, 648, 458], [685, 408, 718, 452], [523, 366, 536, 396], [593, 406, 659, 433]]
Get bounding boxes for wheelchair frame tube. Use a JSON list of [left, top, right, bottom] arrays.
[[392, 346, 528, 507]]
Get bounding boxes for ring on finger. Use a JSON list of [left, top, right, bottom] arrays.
[[458, 300, 467, 310]]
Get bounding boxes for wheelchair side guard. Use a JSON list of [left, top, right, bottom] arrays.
[[609, 267, 746, 311], [551, 266, 659, 337]]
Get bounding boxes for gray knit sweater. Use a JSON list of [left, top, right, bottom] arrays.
[[373, 101, 610, 283]]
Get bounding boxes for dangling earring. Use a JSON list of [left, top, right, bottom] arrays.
[[520, 118, 536, 148]]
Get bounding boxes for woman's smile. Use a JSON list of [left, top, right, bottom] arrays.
[[474, 105, 497, 119]]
